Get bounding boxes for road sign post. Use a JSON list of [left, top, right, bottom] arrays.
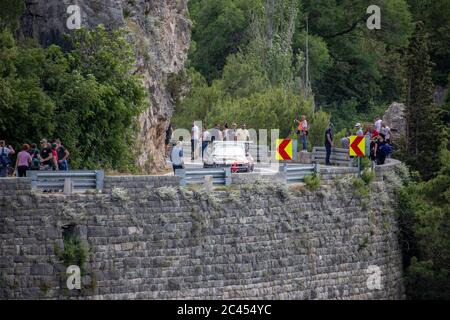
[[276, 139, 295, 161], [349, 136, 366, 177]]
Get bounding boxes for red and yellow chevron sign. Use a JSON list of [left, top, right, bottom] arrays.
[[349, 135, 366, 157], [276, 139, 293, 160]]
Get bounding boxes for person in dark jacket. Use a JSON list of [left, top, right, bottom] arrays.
[[324, 123, 333, 165]]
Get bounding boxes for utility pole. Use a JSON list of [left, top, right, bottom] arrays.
[[305, 15, 309, 98], [305, 14, 315, 112]]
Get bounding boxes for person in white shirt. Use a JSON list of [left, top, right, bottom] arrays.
[[201, 126, 211, 158], [0, 140, 15, 177], [236, 123, 250, 152], [381, 122, 391, 143], [236, 124, 249, 141], [211, 123, 223, 142], [355, 123, 363, 136], [170, 141, 184, 173], [191, 121, 199, 160], [374, 117, 382, 132], [227, 123, 237, 141]]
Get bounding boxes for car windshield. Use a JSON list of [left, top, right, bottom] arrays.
[[212, 145, 246, 158]]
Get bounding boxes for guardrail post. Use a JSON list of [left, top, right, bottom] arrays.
[[96, 170, 104, 192], [224, 167, 231, 186], [28, 171, 37, 191], [278, 162, 287, 173], [314, 163, 321, 175], [176, 169, 187, 186], [64, 178, 73, 195], [204, 175, 213, 192]]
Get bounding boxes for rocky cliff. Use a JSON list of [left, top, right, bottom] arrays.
[[383, 102, 407, 144], [20, 0, 191, 172]]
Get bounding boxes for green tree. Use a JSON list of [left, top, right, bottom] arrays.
[[188, 0, 262, 82], [0, 0, 25, 31], [405, 22, 443, 179], [301, 0, 412, 111], [0, 30, 56, 145], [408, 0, 450, 85], [0, 27, 147, 172], [397, 149, 450, 299]]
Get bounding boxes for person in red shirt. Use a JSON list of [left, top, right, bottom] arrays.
[[51, 143, 59, 170]]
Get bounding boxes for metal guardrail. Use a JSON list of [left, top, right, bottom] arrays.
[[279, 163, 320, 184], [27, 170, 104, 192], [311, 147, 353, 167], [175, 167, 231, 186]]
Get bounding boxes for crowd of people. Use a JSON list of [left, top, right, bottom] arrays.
[[165, 121, 252, 172], [0, 138, 70, 178], [338, 117, 392, 166], [1, 116, 392, 178], [194, 122, 251, 159], [165, 115, 392, 170]]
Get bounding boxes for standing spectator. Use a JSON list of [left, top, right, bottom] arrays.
[[374, 117, 382, 132], [170, 140, 184, 173], [51, 143, 59, 169], [55, 139, 70, 171], [364, 125, 372, 159], [381, 123, 391, 144], [355, 123, 363, 136], [324, 123, 333, 166], [39, 139, 54, 170], [15, 144, 32, 177], [369, 131, 379, 163], [341, 130, 351, 149], [0, 140, 15, 177], [236, 123, 250, 153], [236, 123, 250, 141], [191, 121, 200, 160], [29, 143, 41, 170], [223, 123, 229, 141], [211, 123, 222, 142], [165, 123, 173, 159], [201, 126, 211, 158], [228, 123, 238, 141], [295, 115, 308, 151], [374, 133, 387, 165]]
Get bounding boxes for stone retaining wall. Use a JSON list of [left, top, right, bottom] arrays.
[[0, 161, 406, 299]]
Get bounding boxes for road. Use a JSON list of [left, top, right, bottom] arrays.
[[164, 158, 308, 176]]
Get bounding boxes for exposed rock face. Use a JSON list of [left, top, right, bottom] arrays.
[[383, 102, 406, 144], [20, 0, 191, 172]]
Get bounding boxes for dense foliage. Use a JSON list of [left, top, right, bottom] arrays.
[[396, 150, 450, 299], [404, 23, 445, 179], [0, 26, 147, 171]]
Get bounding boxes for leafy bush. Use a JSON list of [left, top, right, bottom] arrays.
[[55, 235, 89, 268], [352, 177, 369, 198], [304, 173, 320, 191], [361, 169, 375, 185]]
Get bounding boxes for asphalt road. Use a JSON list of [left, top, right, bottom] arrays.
[[164, 158, 315, 176]]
